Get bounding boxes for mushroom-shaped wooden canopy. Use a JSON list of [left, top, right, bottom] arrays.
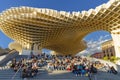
[[0, 0, 120, 55]]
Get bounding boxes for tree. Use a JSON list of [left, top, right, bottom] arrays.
[[103, 56, 108, 60]]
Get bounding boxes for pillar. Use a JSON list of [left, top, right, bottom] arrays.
[[111, 34, 120, 58], [22, 43, 42, 55]]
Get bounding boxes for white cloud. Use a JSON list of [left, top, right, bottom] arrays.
[[99, 36, 103, 42], [104, 35, 109, 38], [77, 34, 111, 56]]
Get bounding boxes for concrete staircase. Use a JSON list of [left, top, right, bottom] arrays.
[[0, 68, 21, 80], [0, 55, 120, 80], [1, 66, 120, 80], [1, 55, 29, 67], [0, 67, 90, 80]]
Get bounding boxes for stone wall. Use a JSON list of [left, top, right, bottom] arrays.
[[0, 50, 19, 65]]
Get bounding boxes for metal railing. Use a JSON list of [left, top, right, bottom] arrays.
[[11, 64, 22, 80]]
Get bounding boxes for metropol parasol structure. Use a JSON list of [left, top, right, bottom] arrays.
[[0, 0, 120, 57]]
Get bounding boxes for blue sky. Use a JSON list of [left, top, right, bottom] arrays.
[[0, 0, 111, 53]]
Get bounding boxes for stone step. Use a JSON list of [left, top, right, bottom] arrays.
[[0, 77, 89, 80], [0, 79, 89, 80], [0, 68, 120, 80], [0, 73, 89, 79]]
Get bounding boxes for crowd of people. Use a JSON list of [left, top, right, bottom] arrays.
[[104, 63, 118, 74], [10, 57, 39, 78], [46, 54, 98, 76], [9, 53, 118, 79]]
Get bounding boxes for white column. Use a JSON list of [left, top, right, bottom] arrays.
[[21, 43, 33, 55], [21, 43, 42, 55], [111, 34, 120, 58], [32, 44, 42, 55]]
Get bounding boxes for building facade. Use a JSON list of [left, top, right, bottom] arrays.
[[91, 52, 104, 59], [101, 40, 116, 58]]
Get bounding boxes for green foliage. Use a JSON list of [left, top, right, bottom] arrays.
[[110, 56, 115, 62], [103, 56, 120, 63], [103, 56, 108, 60], [116, 57, 120, 60]]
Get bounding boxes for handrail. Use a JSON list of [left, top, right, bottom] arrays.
[[88, 73, 97, 80], [11, 54, 30, 80], [94, 75, 97, 80], [11, 64, 22, 80]]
